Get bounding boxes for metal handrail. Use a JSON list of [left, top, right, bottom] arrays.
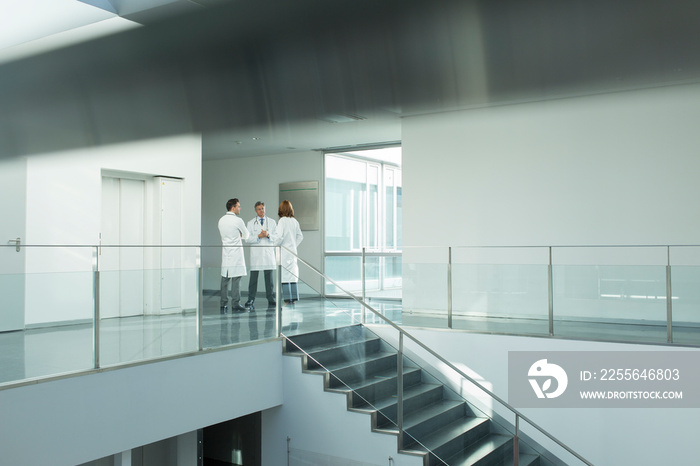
[[291, 247, 593, 466], [281, 334, 442, 462]]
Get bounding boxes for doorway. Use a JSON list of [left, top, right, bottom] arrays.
[[203, 413, 261, 466]]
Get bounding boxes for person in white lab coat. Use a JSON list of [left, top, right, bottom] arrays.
[[244, 201, 277, 308], [218, 198, 250, 313], [269, 200, 304, 303]]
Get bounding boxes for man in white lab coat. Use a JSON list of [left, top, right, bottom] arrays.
[[245, 201, 277, 308], [218, 198, 250, 313]]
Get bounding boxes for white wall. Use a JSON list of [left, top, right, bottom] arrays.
[[202, 151, 323, 293], [401, 83, 700, 313], [22, 134, 202, 326], [0, 341, 283, 466], [261, 354, 422, 466], [0, 156, 27, 331], [403, 83, 700, 248], [370, 327, 700, 466]]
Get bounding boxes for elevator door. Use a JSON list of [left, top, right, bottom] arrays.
[[101, 176, 145, 318]]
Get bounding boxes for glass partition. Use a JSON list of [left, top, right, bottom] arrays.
[[669, 246, 700, 345], [325, 252, 402, 300], [98, 246, 200, 366], [552, 246, 668, 344], [201, 244, 278, 349], [324, 255, 362, 295], [401, 247, 449, 328], [451, 247, 550, 336], [1, 245, 95, 384]]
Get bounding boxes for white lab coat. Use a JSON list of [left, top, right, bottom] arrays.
[[270, 216, 304, 283], [245, 216, 277, 271], [218, 212, 250, 277]]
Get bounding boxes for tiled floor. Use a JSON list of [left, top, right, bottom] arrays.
[[1, 296, 698, 386]]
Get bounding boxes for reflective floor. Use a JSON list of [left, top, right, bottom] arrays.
[[1, 296, 699, 386], [0, 296, 397, 385]]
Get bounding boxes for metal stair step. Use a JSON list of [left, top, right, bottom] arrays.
[[440, 433, 513, 466], [283, 324, 370, 353], [500, 453, 540, 466], [349, 367, 423, 407], [304, 337, 383, 369], [354, 383, 445, 430], [402, 400, 467, 445], [326, 352, 399, 388], [420, 416, 492, 462]]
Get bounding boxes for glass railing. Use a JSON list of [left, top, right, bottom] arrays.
[[286, 253, 591, 465], [400, 245, 700, 346], [2, 242, 591, 463], [0, 243, 287, 387], [324, 250, 402, 300]]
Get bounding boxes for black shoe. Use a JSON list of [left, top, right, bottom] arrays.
[[267, 299, 276, 306], [220, 307, 228, 315], [245, 299, 254, 307], [232, 304, 247, 313]]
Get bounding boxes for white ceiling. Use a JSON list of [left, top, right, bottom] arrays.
[[203, 109, 402, 160], [0, 0, 137, 64], [0, 0, 114, 50]]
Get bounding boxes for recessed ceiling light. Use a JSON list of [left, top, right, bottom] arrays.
[[319, 113, 366, 124], [251, 137, 261, 141]]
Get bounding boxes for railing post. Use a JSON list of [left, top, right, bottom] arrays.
[[514, 415, 520, 466], [667, 246, 673, 343], [92, 246, 101, 369], [362, 247, 366, 324], [548, 246, 554, 336], [276, 246, 282, 337], [197, 247, 204, 351], [447, 247, 453, 329], [397, 332, 404, 447]]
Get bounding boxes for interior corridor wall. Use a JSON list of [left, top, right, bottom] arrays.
[[401, 83, 700, 311], [0, 157, 27, 332], [23, 134, 202, 326], [0, 341, 283, 466], [202, 151, 323, 294], [403, 83, 700, 248]]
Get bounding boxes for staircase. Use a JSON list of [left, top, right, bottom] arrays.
[[283, 325, 543, 466]]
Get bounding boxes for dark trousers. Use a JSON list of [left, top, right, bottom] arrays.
[[247, 269, 275, 302], [220, 275, 241, 311]]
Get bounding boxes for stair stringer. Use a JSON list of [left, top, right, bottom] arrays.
[[282, 326, 549, 466], [284, 334, 502, 466], [282, 348, 424, 466], [366, 324, 568, 466]]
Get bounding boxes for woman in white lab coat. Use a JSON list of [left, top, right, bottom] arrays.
[[270, 200, 304, 302]]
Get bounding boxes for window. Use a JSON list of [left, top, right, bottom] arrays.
[[324, 147, 401, 297]]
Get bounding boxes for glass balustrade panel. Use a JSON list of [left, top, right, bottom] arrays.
[[324, 255, 362, 296], [0, 245, 95, 385], [98, 246, 200, 366], [451, 247, 550, 336], [552, 247, 668, 344], [669, 246, 700, 345], [401, 247, 449, 329], [201, 244, 278, 349]]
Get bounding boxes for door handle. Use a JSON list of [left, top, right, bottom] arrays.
[[7, 237, 20, 252]]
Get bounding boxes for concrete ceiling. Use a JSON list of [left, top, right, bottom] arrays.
[[3, 0, 700, 161]]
